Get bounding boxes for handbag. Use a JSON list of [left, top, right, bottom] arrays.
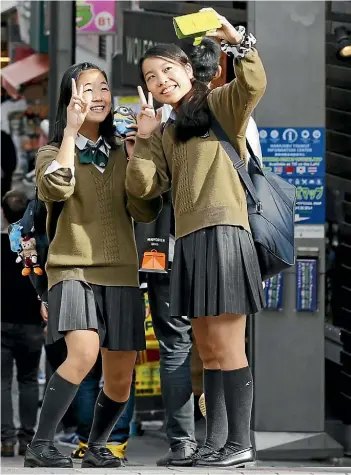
[[141, 249, 167, 272], [211, 115, 297, 281]]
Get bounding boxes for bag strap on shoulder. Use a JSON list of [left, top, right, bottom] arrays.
[[211, 115, 259, 206]]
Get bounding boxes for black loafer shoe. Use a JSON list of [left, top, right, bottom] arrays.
[[81, 446, 122, 468], [156, 445, 196, 467], [191, 444, 218, 465], [24, 444, 73, 468], [196, 446, 256, 468]]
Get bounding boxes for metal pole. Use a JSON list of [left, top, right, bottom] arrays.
[[48, 1, 76, 138]]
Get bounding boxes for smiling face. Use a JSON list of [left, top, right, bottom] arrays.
[[142, 57, 193, 106], [76, 69, 112, 123]]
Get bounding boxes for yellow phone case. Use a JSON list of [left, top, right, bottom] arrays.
[[173, 10, 221, 45]]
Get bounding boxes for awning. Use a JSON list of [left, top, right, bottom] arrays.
[[1, 1, 17, 14], [1, 53, 49, 98]]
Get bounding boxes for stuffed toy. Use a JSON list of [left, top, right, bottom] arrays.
[[113, 106, 137, 137], [16, 235, 43, 276]]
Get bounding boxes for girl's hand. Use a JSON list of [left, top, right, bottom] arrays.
[[65, 79, 92, 134], [124, 123, 138, 159], [136, 87, 162, 138], [201, 8, 243, 44]]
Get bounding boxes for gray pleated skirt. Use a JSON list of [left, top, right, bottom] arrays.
[[170, 225, 266, 318], [47, 280, 146, 351]]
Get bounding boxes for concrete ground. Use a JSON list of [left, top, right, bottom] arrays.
[[2, 429, 351, 475], [3, 360, 351, 474]]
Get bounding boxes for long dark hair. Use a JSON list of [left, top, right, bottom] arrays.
[[50, 62, 116, 148], [139, 43, 211, 142]]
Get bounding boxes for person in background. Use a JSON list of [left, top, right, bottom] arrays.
[[134, 192, 196, 467], [1, 190, 45, 457], [1, 130, 17, 200]]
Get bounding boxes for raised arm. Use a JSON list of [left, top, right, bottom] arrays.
[[205, 11, 267, 141], [125, 87, 170, 199], [36, 79, 92, 203]]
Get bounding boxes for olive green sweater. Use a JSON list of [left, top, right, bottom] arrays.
[[36, 143, 162, 289], [126, 49, 266, 239]]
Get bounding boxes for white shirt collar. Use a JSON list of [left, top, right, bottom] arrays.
[[76, 133, 111, 157], [169, 109, 177, 121]]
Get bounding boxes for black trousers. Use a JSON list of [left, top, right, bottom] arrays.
[[147, 272, 196, 450], [1, 323, 44, 444]]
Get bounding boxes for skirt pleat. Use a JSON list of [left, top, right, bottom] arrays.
[[47, 281, 146, 351], [170, 225, 266, 318]]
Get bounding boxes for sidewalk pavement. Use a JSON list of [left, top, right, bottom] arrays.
[[1, 431, 351, 475]]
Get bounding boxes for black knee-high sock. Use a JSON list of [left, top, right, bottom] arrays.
[[222, 366, 253, 450], [32, 372, 79, 446], [88, 390, 127, 449], [203, 369, 228, 450]]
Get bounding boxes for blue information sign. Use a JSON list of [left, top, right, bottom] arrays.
[[296, 259, 318, 312], [264, 272, 284, 310], [259, 127, 325, 224], [286, 177, 325, 225]]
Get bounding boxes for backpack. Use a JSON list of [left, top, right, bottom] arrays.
[[8, 191, 63, 303]]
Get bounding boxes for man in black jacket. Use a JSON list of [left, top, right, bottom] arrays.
[[1, 130, 17, 200], [1, 190, 44, 457], [135, 189, 196, 466]]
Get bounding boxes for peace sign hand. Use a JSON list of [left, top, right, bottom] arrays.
[[136, 87, 162, 138], [66, 79, 92, 133]]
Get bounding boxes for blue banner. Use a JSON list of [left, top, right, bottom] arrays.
[[287, 177, 325, 225], [264, 272, 284, 310], [296, 259, 318, 312], [259, 127, 325, 225]]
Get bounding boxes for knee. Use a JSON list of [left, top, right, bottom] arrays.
[[196, 342, 218, 369], [213, 342, 246, 368], [67, 350, 99, 379], [104, 371, 133, 400]]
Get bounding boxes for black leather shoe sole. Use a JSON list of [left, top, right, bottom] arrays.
[[81, 458, 121, 468], [168, 457, 194, 467], [196, 447, 256, 468], [24, 459, 73, 468]]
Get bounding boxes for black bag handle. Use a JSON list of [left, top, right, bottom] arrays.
[[211, 115, 260, 208]]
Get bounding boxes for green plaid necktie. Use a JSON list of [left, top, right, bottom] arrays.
[[78, 138, 108, 168]]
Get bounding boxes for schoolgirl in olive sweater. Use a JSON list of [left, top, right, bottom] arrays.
[[126, 10, 266, 468], [24, 63, 161, 469]]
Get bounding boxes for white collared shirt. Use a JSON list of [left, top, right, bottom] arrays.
[[44, 134, 111, 178]]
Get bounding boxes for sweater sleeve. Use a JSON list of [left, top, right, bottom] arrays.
[[125, 125, 170, 200], [126, 192, 163, 224], [36, 146, 75, 202], [208, 49, 267, 141]]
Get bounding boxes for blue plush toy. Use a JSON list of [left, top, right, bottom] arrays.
[[8, 222, 23, 253], [113, 106, 137, 137]]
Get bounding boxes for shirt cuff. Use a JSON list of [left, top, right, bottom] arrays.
[[44, 160, 75, 185]]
